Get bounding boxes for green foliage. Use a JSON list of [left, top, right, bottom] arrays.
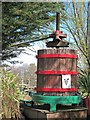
[[79, 74, 90, 98], [1, 69, 22, 119], [2, 2, 64, 60]]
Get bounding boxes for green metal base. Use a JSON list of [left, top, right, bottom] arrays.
[[32, 94, 81, 112]]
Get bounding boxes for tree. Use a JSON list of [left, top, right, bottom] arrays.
[[11, 63, 37, 87], [2, 2, 64, 60], [61, 2, 89, 77], [87, 1, 90, 77]]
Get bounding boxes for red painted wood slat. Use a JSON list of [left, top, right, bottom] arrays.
[[36, 70, 78, 75], [35, 87, 78, 92], [36, 54, 78, 59]]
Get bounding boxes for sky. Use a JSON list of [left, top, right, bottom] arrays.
[[17, 44, 41, 65], [4, 41, 46, 66]]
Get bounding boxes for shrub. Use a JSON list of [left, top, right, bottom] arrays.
[[1, 68, 22, 119], [79, 75, 90, 98]]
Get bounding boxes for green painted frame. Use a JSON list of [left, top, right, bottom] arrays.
[[32, 94, 81, 112]]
